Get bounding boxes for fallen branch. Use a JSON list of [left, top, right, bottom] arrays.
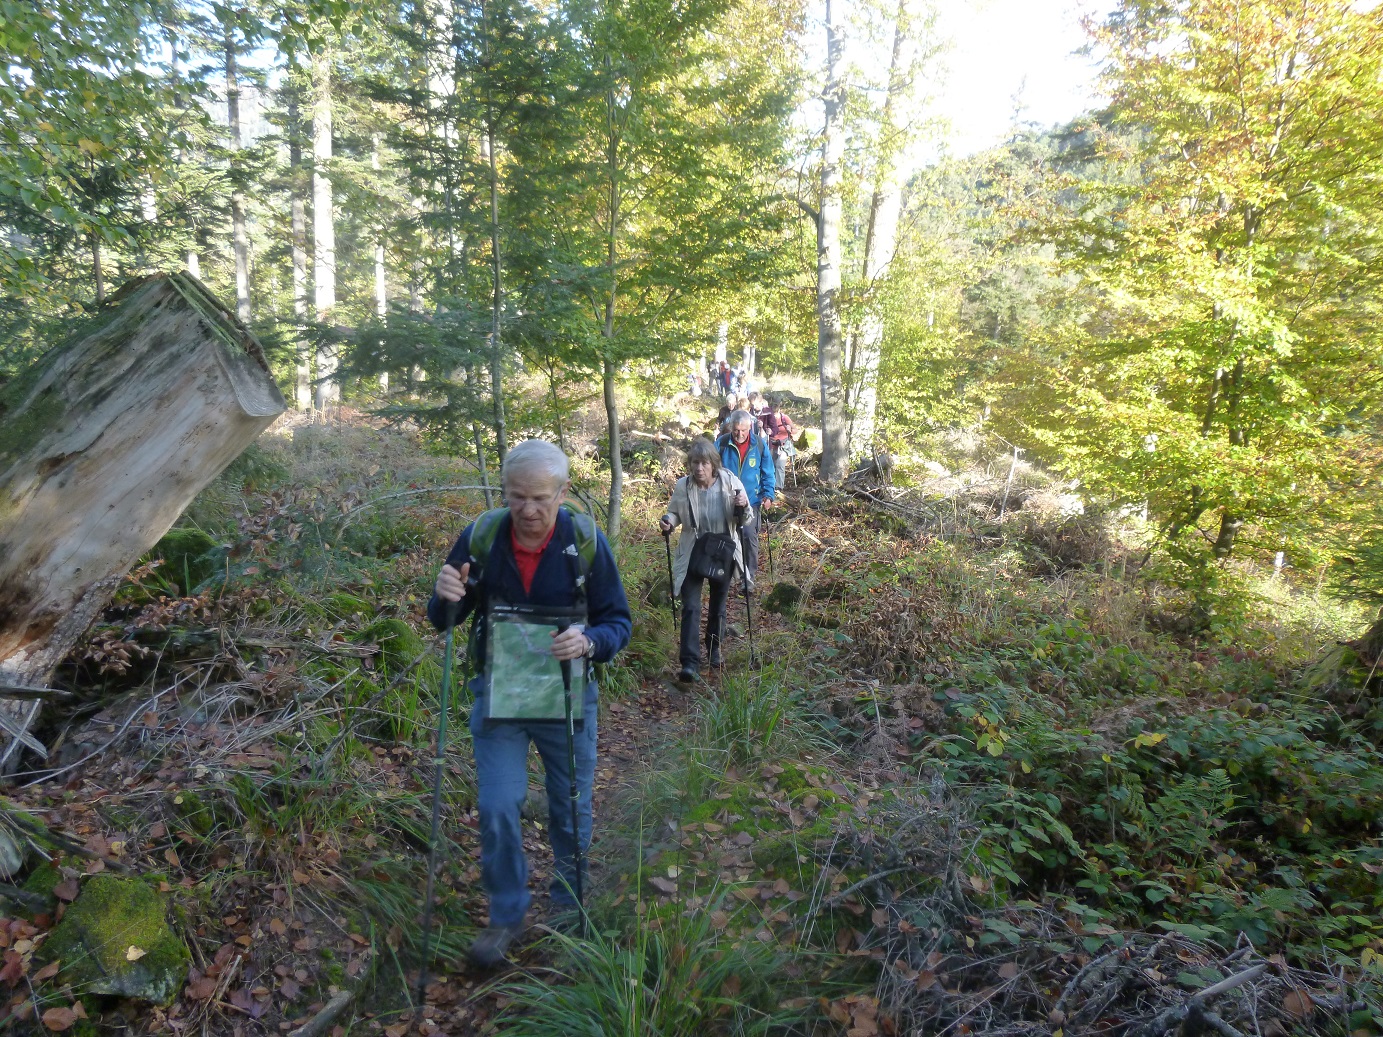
[[288, 990, 355, 1037], [0, 685, 74, 700], [336, 485, 495, 532], [812, 867, 916, 915], [1128, 963, 1270, 1037], [20, 690, 167, 789]]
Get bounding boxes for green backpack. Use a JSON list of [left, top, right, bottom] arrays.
[[466, 504, 599, 602]]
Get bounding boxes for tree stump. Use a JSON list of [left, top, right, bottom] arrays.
[[0, 272, 286, 769]]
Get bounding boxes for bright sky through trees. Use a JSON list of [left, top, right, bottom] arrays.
[[933, 0, 1106, 155]]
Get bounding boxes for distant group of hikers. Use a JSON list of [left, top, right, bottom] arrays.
[[422, 388, 802, 974], [691, 358, 755, 397]]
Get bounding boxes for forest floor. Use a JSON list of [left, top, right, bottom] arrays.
[[3, 405, 1383, 1037]]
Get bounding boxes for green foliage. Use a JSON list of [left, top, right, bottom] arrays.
[[1011, 0, 1383, 574], [0, 0, 198, 300], [497, 893, 798, 1037], [929, 624, 1383, 958]]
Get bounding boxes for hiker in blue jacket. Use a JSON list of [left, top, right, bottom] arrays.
[[715, 409, 775, 589], [429, 440, 632, 968]]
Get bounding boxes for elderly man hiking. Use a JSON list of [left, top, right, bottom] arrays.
[[715, 409, 775, 589], [428, 440, 632, 968]]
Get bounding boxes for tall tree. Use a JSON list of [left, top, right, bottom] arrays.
[[816, 0, 848, 484], [221, 4, 254, 322], [1026, 0, 1383, 570], [288, 77, 312, 408], [554, 0, 797, 536], [312, 46, 337, 411], [845, 0, 936, 455]]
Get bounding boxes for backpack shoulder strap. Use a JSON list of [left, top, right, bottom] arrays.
[[467, 507, 510, 572], [565, 507, 598, 574], [557, 505, 598, 607]]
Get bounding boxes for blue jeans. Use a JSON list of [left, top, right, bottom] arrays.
[[468, 677, 599, 927]]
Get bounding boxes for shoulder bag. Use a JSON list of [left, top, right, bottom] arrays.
[[685, 478, 737, 582]]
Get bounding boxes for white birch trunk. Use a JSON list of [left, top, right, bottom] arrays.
[[848, 0, 912, 456], [481, 128, 507, 461], [817, 0, 849, 485]]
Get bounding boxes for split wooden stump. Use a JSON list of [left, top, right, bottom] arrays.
[[0, 273, 286, 771]]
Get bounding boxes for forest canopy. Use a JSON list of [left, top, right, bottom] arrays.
[[2, 0, 1381, 603]]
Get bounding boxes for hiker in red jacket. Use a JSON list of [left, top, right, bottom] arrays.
[[759, 401, 797, 489]]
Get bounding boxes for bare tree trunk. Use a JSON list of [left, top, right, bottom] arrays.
[[601, 54, 623, 541], [848, 0, 912, 456], [289, 85, 311, 411], [483, 125, 507, 463], [464, 366, 494, 507], [225, 18, 251, 324], [1212, 513, 1243, 559], [548, 361, 568, 453], [0, 273, 285, 768], [372, 136, 389, 395], [90, 232, 104, 306], [312, 49, 337, 414], [817, 0, 848, 485], [603, 355, 622, 542]]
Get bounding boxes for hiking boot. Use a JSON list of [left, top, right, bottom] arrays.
[[708, 648, 722, 667], [677, 665, 698, 683], [467, 924, 522, 969]]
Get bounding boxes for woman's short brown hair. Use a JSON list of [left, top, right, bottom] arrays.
[[685, 436, 722, 473]]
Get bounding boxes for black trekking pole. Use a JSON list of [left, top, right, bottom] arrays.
[[662, 530, 678, 630], [416, 597, 459, 1021], [743, 573, 758, 669], [558, 629, 587, 937], [764, 510, 774, 580]]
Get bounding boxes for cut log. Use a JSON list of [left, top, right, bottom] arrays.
[[0, 272, 285, 769]]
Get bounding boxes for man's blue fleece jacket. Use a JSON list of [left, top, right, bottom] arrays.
[[426, 508, 632, 667]]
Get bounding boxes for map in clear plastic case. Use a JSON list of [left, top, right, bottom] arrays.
[[485, 608, 584, 722]]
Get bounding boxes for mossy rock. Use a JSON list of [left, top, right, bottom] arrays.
[[321, 592, 374, 622], [168, 789, 216, 836], [357, 618, 442, 741], [361, 618, 442, 688], [22, 861, 62, 900], [150, 527, 222, 593], [38, 875, 189, 1005], [764, 582, 803, 616]]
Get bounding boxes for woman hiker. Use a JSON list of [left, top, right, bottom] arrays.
[[659, 437, 752, 683]]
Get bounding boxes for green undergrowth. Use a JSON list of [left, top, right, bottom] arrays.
[[66, 417, 1383, 1031], [791, 516, 1383, 971]]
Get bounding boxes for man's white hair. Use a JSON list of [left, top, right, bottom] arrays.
[[729, 408, 755, 429], [502, 439, 570, 488]]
